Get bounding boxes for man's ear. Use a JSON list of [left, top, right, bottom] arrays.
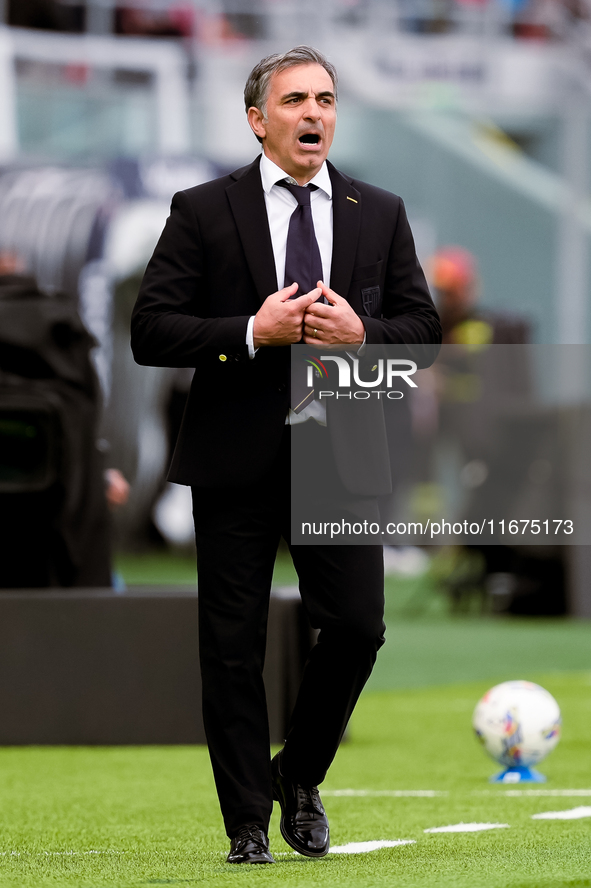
[[247, 106, 266, 141]]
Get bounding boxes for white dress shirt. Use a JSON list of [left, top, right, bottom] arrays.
[[247, 152, 334, 425], [260, 152, 333, 291]]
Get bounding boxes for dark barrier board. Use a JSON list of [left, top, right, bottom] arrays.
[[0, 586, 311, 745]]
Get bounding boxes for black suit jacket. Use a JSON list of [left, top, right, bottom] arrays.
[[131, 157, 441, 490]]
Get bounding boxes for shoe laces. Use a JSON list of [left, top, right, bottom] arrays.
[[296, 785, 324, 817], [234, 824, 266, 847]]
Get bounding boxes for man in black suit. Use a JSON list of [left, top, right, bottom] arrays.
[[131, 46, 440, 864]]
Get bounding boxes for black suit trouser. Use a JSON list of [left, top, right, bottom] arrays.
[[192, 424, 385, 837]]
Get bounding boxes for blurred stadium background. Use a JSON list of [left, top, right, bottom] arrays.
[[1, 0, 590, 607], [0, 3, 590, 885]]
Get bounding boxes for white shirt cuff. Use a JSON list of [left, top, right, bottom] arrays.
[[246, 315, 258, 359]]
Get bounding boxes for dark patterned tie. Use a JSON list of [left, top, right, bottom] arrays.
[[277, 179, 325, 413], [277, 180, 324, 297]]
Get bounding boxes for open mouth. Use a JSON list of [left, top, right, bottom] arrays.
[[299, 134, 320, 145]]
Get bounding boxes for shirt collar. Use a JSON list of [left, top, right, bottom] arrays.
[[260, 151, 332, 199]]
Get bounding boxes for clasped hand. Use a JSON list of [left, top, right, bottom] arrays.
[[252, 281, 365, 349]]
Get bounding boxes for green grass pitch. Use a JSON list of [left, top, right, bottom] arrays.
[[1, 559, 590, 887], [0, 671, 590, 887]]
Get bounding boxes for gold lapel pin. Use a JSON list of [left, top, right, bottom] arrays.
[[346, 196, 358, 203]]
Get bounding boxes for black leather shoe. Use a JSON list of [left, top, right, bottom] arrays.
[[271, 751, 330, 857], [226, 824, 275, 864]]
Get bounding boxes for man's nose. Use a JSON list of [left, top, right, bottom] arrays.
[[302, 96, 321, 119]]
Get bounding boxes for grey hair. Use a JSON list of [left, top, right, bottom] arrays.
[[244, 46, 338, 143]]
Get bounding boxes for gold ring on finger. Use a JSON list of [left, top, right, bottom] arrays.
[[314, 328, 318, 336]]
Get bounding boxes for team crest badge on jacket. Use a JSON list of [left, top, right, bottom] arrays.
[[361, 285, 380, 316]]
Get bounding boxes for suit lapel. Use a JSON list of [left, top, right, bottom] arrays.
[[226, 158, 360, 303], [226, 157, 278, 304], [328, 161, 361, 301]]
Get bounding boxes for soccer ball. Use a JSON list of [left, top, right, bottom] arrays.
[[473, 680, 561, 767]]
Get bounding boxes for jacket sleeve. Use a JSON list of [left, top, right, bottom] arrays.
[[130, 190, 250, 368], [362, 198, 442, 350]]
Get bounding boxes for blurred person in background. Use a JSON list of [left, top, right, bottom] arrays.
[[430, 245, 530, 344], [7, 0, 68, 30], [131, 45, 440, 865], [0, 250, 126, 587], [426, 246, 565, 615], [115, 2, 194, 38], [511, 0, 591, 39], [0, 250, 25, 276], [5, 0, 194, 36], [105, 466, 130, 509]]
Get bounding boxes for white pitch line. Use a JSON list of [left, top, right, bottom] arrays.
[[41, 851, 126, 856], [532, 807, 591, 820], [323, 790, 446, 797], [504, 790, 591, 797], [330, 840, 416, 854], [425, 823, 510, 833], [0, 850, 126, 856]]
